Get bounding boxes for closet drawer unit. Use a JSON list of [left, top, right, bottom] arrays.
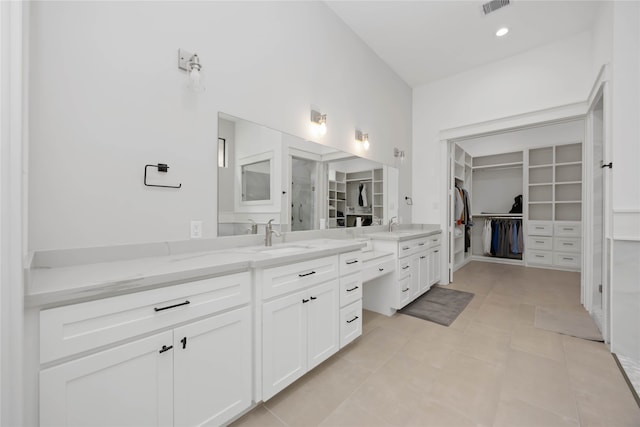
[[554, 237, 581, 253], [40, 271, 251, 364], [527, 236, 553, 251], [554, 252, 581, 268], [339, 300, 362, 348], [362, 256, 395, 283], [527, 250, 553, 266], [396, 275, 413, 309], [398, 258, 412, 279], [554, 222, 581, 237], [339, 251, 363, 276], [527, 222, 553, 236], [426, 234, 442, 248], [339, 272, 362, 307], [260, 255, 339, 300]]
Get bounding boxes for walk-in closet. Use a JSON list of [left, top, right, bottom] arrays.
[[448, 120, 585, 278]]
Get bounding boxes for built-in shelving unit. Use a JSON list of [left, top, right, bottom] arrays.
[[451, 144, 472, 272], [327, 170, 346, 228]]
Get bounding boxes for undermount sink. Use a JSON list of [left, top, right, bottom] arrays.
[[256, 245, 313, 255]]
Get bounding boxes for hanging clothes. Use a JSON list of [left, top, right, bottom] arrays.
[[361, 183, 368, 207], [454, 186, 464, 224], [482, 219, 492, 255], [485, 218, 522, 260]]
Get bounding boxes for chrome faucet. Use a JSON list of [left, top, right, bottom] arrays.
[[265, 219, 281, 246], [247, 219, 258, 235], [388, 216, 399, 232]]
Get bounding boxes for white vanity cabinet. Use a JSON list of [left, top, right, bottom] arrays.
[[258, 256, 340, 401], [338, 251, 363, 348], [39, 272, 252, 427]]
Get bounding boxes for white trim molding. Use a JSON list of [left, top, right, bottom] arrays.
[[613, 210, 640, 241]]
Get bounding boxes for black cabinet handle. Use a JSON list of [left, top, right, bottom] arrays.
[[346, 259, 359, 265], [310, 296, 317, 300], [159, 345, 173, 354], [563, 257, 574, 261], [154, 300, 190, 312], [302, 298, 310, 303], [418, 243, 425, 246], [402, 246, 410, 250], [434, 250, 439, 253], [298, 271, 316, 277], [402, 287, 410, 293], [378, 268, 384, 271], [346, 286, 359, 292], [181, 337, 187, 349], [420, 256, 426, 259], [402, 265, 410, 270], [347, 316, 359, 324]]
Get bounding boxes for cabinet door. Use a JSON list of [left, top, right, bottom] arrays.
[[410, 255, 421, 299], [418, 251, 430, 294], [397, 275, 412, 308], [430, 247, 441, 286], [173, 306, 251, 427], [262, 289, 308, 400], [307, 280, 340, 370], [40, 331, 173, 427]]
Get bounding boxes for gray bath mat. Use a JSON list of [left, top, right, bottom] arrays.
[[399, 286, 474, 326], [535, 306, 604, 342]]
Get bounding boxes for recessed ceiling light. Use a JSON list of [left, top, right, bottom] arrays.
[[496, 27, 509, 37]]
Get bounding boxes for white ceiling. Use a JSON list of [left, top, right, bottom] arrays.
[[326, 0, 602, 88]]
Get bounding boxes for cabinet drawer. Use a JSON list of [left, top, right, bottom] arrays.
[[555, 222, 581, 237], [398, 238, 428, 258], [528, 222, 553, 236], [527, 236, 553, 251], [362, 256, 395, 283], [554, 237, 581, 253], [340, 273, 362, 308], [427, 234, 442, 248], [40, 271, 251, 364], [339, 251, 363, 276], [398, 258, 412, 279], [527, 250, 552, 265], [339, 300, 362, 349], [396, 275, 412, 309], [261, 255, 339, 300], [554, 252, 581, 268]]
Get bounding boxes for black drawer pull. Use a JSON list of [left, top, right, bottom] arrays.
[[535, 226, 544, 229], [535, 255, 544, 258], [346, 286, 359, 292], [434, 250, 439, 253], [181, 337, 187, 349], [402, 287, 410, 293], [346, 259, 359, 265], [562, 242, 573, 246], [310, 296, 317, 300], [536, 241, 545, 244], [159, 345, 173, 354], [298, 271, 316, 277], [402, 246, 410, 250], [420, 256, 426, 259], [402, 265, 410, 270], [563, 257, 574, 261], [302, 298, 310, 303], [347, 316, 359, 324], [154, 300, 190, 312], [563, 228, 573, 231], [418, 243, 425, 246], [378, 268, 384, 272]]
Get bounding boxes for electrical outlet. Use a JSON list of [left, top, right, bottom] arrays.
[[190, 221, 202, 239]]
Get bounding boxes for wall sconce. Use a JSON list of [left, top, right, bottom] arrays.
[[310, 110, 327, 136], [355, 130, 370, 150], [394, 147, 406, 162], [178, 49, 205, 93]]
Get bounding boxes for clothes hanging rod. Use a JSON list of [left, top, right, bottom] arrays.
[[474, 213, 523, 219]]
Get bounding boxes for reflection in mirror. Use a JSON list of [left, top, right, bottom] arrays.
[[242, 159, 270, 201], [218, 113, 398, 236]]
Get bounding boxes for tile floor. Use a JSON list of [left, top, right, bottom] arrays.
[[231, 262, 640, 427]]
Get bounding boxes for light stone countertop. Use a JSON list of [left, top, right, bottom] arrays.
[[364, 225, 441, 241], [26, 238, 365, 308]]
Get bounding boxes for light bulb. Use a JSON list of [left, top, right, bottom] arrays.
[[318, 121, 327, 136], [363, 139, 370, 150], [496, 27, 509, 37]]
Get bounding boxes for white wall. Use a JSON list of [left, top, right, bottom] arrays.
[[412, 31, 594, 225], [28, 1, 412, 251]]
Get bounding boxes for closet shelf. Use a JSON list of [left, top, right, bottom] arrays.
[[529, 163, 553, 169], [555, 200, 582, 204], [555, 161, 582, 166], [555, 181, 581, 185], [528, 182, 552, 186], [471, 161, 523, 170], [528, 201, 553, 205]]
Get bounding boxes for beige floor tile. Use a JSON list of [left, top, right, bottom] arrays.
[[398, 336, 458, 369], [575, 395, 640, 427], [510, 323, 566, 362], [376, 352, 441, 393], [459, 322, 512, 367], [501, 349, 578, 422], [428, 352, 504, 427], [229, 405, 286, 427], [339, 326, 406, 371], [493, 396, 579, 427], [403, 397, 481, 427], [319, 400, 391, 427], [515, 303, 536, 325]]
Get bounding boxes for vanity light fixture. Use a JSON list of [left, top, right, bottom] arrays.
[[178, 48, 205, 93], [355, 130, 370, 150], [310, 110, 327, 136], [394, 147, 405, 162], [496, 27, 509, 37]]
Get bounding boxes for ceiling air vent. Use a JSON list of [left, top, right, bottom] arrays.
[[482, 0, 510, 15]]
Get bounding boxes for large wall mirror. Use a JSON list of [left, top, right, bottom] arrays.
[[218, 113, 398, 236]]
